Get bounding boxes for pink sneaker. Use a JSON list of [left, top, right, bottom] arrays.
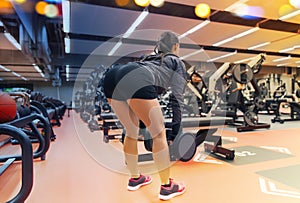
[[127, 174, 152, 191], [159, 178, 186, 200]]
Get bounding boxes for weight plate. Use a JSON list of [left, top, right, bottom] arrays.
[[175, 132, 196, 162], [143, 130, 153, 152], [88, 120, 100, 131], [254, 97, 265, 109], [232, 63, 253, 84], [244, 111, 258, 126]]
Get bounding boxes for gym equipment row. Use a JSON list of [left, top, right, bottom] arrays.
[[74, 65, 109, 132], [0, 91, 66, 203], [264, 76, 300, 123], [75, 54, 300, 164], [253, 73, 300, 123], [30, 91, 67, 128], [74, 56, 273, 164], [75, 57, 271, 136]]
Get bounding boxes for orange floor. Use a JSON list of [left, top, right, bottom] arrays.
[[1, 111, 300, 203]]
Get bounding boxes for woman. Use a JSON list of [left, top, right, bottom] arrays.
[[103, 31, 186, 200]]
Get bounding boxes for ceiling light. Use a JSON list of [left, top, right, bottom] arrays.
[[179, 20, 210, 39], [33, 64, 42, 73], [207, 50, 237, 62], [273, 55, 291, 62], [45, 4, 59, 18], [108, 41, 122, 56], [134, 0, 150, 7], [12, 72, 21, 77], [108, 10, 148, 56], [234, 56, 255, 63], [21, 76, 28, 81], [66, 65, 69, 81], [62, 0, 70, 33], [115, 0, 130, 7], [0, 65, 11, 72], [276, 62, 291, 67], [0, 65, 26, 79], [4, 32, 21, 50], [33, 64, 45, 77], [35, 1, 48, 15], [248, 42, 270, 50], [289, 0, 300, 8], [225, 0, 249, 11], [279, 9, 300, 20], [279, 45, 300, 53], [180, 49, 204, 60], [150, 0, 164, 7], [279, 47, 294, 53], [123, 10, 149, 38], [213, 27, 259, 46], [64, 36, 70, 53], [194, 3, 211, 19]]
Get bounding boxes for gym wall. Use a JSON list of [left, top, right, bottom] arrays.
[[33, 81, 74, 105]]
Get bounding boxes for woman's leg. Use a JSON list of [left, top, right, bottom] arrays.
[[128, 98, 170, 185], [108, 99, 140, 178]]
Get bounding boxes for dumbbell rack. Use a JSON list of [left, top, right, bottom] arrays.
[[100, 113, 123, 143]]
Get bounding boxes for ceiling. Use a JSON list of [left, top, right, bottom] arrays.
[[1, 0, 300, 83]]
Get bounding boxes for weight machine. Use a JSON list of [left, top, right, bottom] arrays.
[[185, 67, 212, 116], [208, 53, 271, 132], [270, 76, 300, 123]]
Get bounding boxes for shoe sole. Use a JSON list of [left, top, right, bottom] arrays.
[[158, 188, 186, 201], [127, 178, 152, 191]]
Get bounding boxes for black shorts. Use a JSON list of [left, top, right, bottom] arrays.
[[103, 62, 158, 101]]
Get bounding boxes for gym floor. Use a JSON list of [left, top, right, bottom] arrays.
[[1, 111, 300, 203]]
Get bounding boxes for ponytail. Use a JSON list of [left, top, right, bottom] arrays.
[[141, 31, 179, 65], [154, 31, 179, 54]]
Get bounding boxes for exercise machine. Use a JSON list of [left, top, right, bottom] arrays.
[[0, 124, 33, 203], [270, 79, 300, 123], [208, 54, 271, 132], [185, 66, 212, 116]]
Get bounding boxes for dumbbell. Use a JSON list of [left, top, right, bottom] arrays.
[[88, 119, 100, 132]]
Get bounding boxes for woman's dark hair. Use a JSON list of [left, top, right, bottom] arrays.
[[155, 31, 179, 54], [140, 31, 179, 64]]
